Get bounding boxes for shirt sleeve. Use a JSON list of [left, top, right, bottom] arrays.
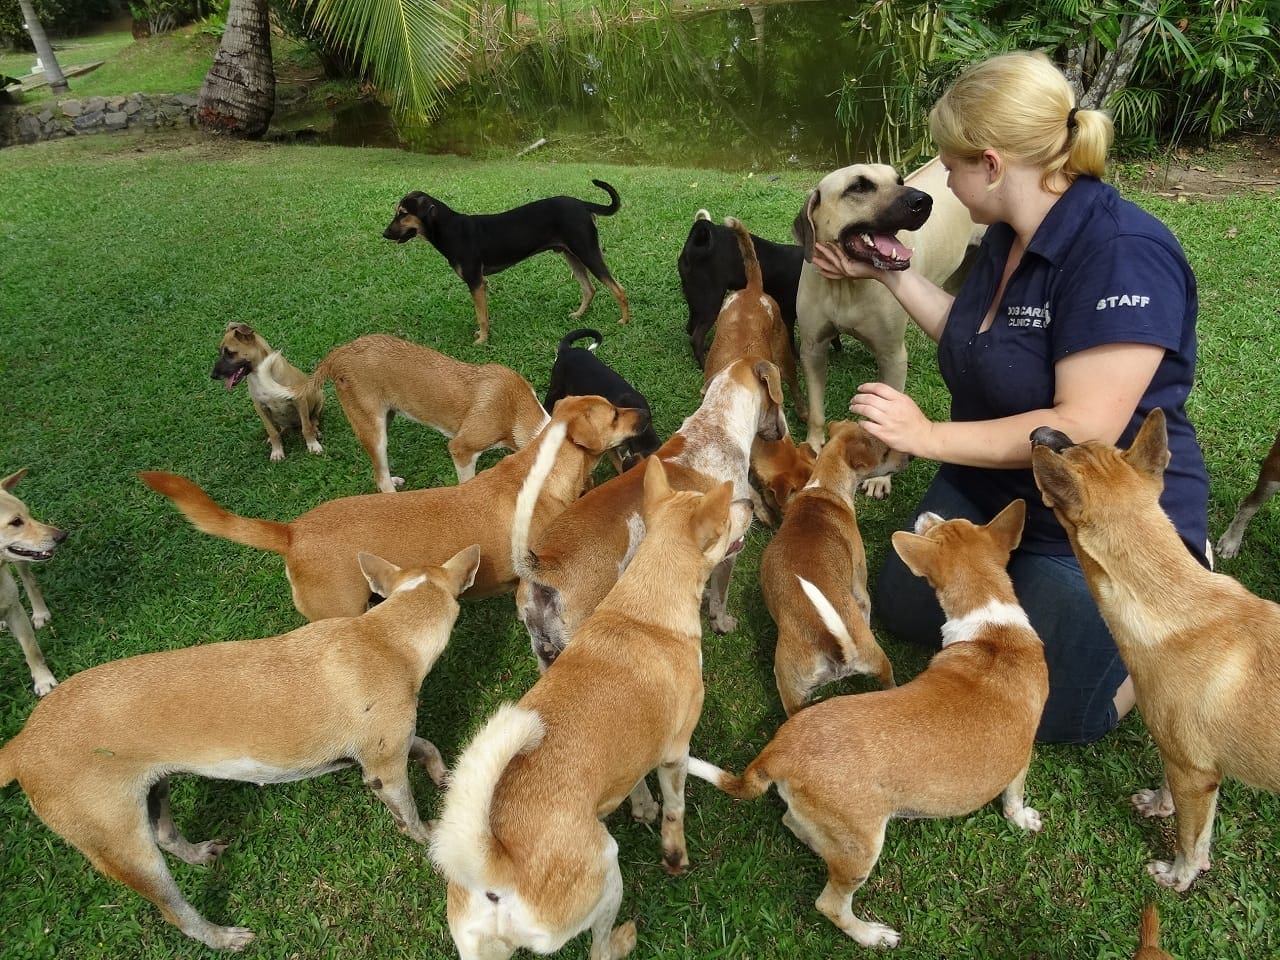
[[1051, 234, 1190, 360]]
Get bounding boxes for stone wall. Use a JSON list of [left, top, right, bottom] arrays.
[[0, 93, 198, 147]]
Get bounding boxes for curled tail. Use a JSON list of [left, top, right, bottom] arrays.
[[138, 471, 290, 555], [686, 755, 773, 801], [510, 419, 568, 580], [308, 343, 346, 397], [557, 328, 603, 354], [725, 216, 762, 293], [431, 704, 546, 889], [586, 179, 622, 216]]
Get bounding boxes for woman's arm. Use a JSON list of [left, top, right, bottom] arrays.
[[810, 241, 956, 343], [849, 342, 1166, 468]]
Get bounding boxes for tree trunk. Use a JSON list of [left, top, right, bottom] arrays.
[[197, 0, 275, 138], [1065, 6, 1155, 109], [17, 0, 69, 96]]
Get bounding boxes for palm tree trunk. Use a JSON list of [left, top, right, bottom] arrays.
[[197, 0, 275, 138], [17, 0, 69, 96]]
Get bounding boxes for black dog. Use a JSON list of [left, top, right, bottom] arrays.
[[383, 180, 631, 345], [677, 211, 806, 368], [544, 328, 661, 471]]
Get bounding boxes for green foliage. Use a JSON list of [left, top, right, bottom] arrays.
[[129, 0, 206, 35], [0, 0, 113, 47]]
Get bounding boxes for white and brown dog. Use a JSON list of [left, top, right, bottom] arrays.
[[432, 458, 745, 960], [1, 469, 67, 696], [0, 546, 479, 951]]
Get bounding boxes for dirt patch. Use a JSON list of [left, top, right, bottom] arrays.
[[1122, 134, 1280, 198]]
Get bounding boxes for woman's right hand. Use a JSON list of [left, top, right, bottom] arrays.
[[810, 241, 886, 282]]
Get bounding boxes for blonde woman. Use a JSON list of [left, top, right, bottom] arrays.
[[814, 51, 1209, 743]]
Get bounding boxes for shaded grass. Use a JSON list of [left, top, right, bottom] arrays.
[[0, 131, 1278, 959]]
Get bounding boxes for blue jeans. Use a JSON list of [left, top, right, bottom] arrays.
[[874, 472, 1127, 744]]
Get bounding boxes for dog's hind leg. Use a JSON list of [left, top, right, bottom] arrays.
[[1148, 761, 1218, 891], [563, 252, 598, 319], [656, 756, 690, 875], [809, 816, 898, 948], [574, 247, 630, 325], [408, 735, 448, 786], [362, 756, 430, 843], [586, 835, 637, 960], [340, 390, 402, 492], [147, 778, 229, 865], [1000, 760, 1043, 832], [1217, 459, 1280, 558]]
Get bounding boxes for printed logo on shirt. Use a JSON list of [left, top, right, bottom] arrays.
[[1007, 302, 1052, 329], [1096, 294, 1151, 310]]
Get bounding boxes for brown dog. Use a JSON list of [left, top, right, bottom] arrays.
[[1, 469, 68, 696], [1215, 427, 1280, 558], [749, 432, 816, 527], [311, 334, 550, 490], [431, 458, 743, 960], [1134, 903, 1176, 959], [689, 501, 1048, 948], [513, 358, 785, 669], [1031, 408, 1280, 891], [141, 395, 648, 621], [760, 421, 906, 716], [211, 322, 323, 462], [0, 546, 479, 951]]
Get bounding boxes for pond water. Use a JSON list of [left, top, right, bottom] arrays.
[[283, 0, 922, 172]]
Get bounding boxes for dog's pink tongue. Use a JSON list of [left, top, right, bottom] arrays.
[[226, 368, 246, 390], [872, 234, 914, 262]]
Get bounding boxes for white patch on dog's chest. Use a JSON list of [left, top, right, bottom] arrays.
[[247, 353, 297, 406], [940, 600, 1032, 647]]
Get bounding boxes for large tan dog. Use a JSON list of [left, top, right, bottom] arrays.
[[211, 322, 324, 462], [311, 334, 550, 491], [0, 546, 479, 951], [1, 469, 67, 696], [1031, 408, 1280, 891], [431, 458, 742, 960], [141, 395, 648, 621], [761, 421, 906, 716], [513, 358, 785, 669], [792, 158, 984, 465], [690, 501, 1048, 948]]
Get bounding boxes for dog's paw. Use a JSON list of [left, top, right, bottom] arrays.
[[662, 845, 690, 876], [861, 476, 893, 499], [30, 610, 49, 629], [852, 921, 901, 949], [1006, 805, 1043, 833], [33, 673, 57, 697], [609, 920, 638, 957], [307, 440, 324, 455], [269, 447, 286, 463], [1131, 787, 1175, 818], [709, 611, 738, 634], [193, 839, 232, 865], [630, 793, 660, 825], [1215, 533, 1242, 559], [1147, 858, 1199, 892], [205, 925, 256, 952]]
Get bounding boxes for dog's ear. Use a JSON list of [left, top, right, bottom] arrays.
[[985, 499, 1026, 554], [358, 552, 403, 599], [1, 468, 28, 492], [1123, 408, 1170, 482], [642, 454, 672, 509], [225, 321, 255, 341], [694, 481, 735, 552], [891, 529, 939, 580], [441, 543, 481, 596], [1031, 446, 1083, 517], [792, 190, 818, 261], [753, 360, 784, 407]]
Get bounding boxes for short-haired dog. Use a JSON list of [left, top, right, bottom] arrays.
[[1, 469, 67, 696], [0, 545, 479, 951], [211, 321, 323, 462], [690, 501, 1048, 948], [383, 180, 630, 344]]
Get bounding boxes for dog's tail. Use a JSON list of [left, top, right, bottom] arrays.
[[557, 328, 603, 354], [308, 343, 346, 396], [1139, 903, 1162, 949], [431, 703, 546, 888], [510, 419, 568, 580], [797, 575, 857, 657], [686, 755, 773, 801], [725, 216, 762, 293], [138, 471, 290, 555], [586, 179, 622, 216]]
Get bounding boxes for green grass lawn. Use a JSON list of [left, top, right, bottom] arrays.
[[1, 131, 1278, 959]]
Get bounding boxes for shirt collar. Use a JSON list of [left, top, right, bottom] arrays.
[[1024, 176, 1105, 266]]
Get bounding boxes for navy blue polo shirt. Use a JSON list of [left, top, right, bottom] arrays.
[[937, 176, 1209, 558]]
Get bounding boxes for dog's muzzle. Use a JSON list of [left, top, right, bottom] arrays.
[[1029, 426, 1076, 452]]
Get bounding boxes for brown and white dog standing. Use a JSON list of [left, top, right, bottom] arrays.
[[1, 469, 67, 696], [1031, 408, 1280, 891], [0, 546, 479, 951], [513, 358, 785, 669], [689, 501, 1048, 948], [1215, 427, 1280, 558], [211, 322, 323, 462], [141, 395, 649, 621], [760, 421, 906, 716], [432, 458, 745, 960], [792, 159, 983, 470], [310, 334, 549, 490]]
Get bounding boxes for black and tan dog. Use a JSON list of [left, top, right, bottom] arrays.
[[211, 322, 323, 462], [383, 180, 631, 344], [543, 328, 662, 471], [1, 469, 67, 696]]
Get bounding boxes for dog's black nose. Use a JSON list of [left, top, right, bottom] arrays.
[[1030, 426, 1075, 452], [906, 189, 933, 216], [53, 528, 68, 544]]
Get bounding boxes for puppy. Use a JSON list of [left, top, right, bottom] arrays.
[[141, 395, 649, 622], [677, 209, 805, 368], [748, 432, 816, 527], [211, 321, 323, 462], [543, 328, 662, 471], [760, 421, 906, 715], [689, 500, 1048, 948], [311, 334, 550, 490], [1, 470, 67, 696], [383, 180, 630, 344], [0, 545, 479, 951], [513, 358, 786, 669], [1215, 427, 1280, 558], [701, 217, 801, 411], [432, 457, 745, 960], [792, 158, 984, 462], [1031, 408, 1280, 891], [1134, 903, 1176, 960]]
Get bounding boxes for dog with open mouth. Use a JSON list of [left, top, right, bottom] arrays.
[[1, 469, 67, 696]]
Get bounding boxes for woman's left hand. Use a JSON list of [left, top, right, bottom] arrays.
[[849, 382, 935, 458]]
